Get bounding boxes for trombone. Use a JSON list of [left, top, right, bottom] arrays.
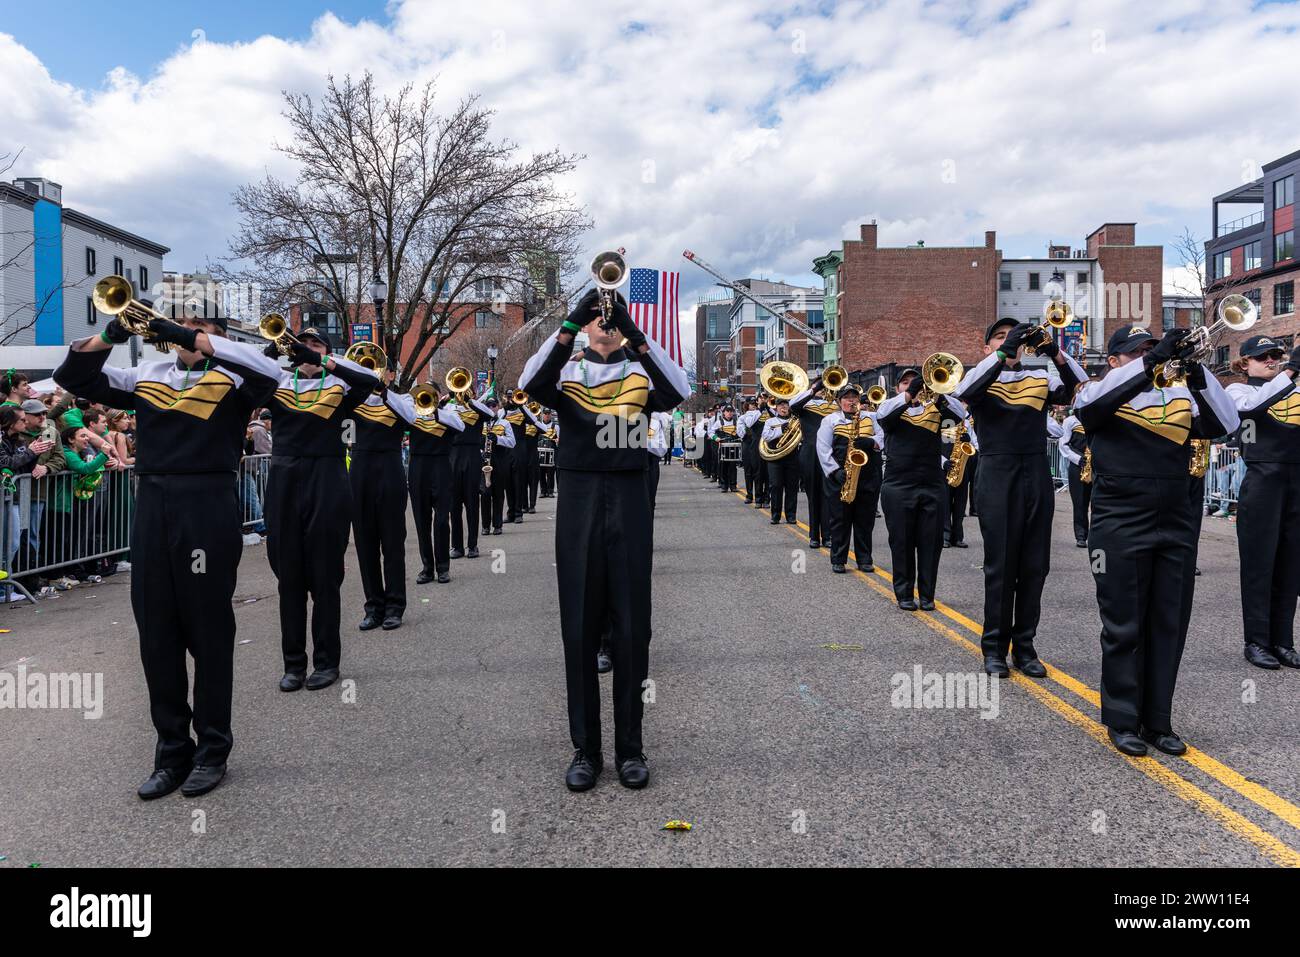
[[259, 312, 302, 356], [92, 275, 172, 353], [917, 352, 964, 404]]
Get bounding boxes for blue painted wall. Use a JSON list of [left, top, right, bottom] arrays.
[[32, 198, 63, 345]]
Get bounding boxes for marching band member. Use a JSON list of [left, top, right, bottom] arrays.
[[479, 399, 517, 535], [646, 410, 671, 511], [55, 305, 280, 799], [1059, 401, 1091, 547], [504, 395, 530, 523], [876, 368, 963, 611], [952, 319, 1087, 677], [738, 398, 769, 507], [761, 398, 800, 525], [1075, 325, 1238, 756], [261, 329, 378, 692], [519, 288, 689, 792], [714, 405, 740, 493], [522, 402, 547, 513], [1224, 336, 1300, 670], [446, 387, 497, 559], [941, 422, 975, 549], [817, 385, 882, 573], [790, 379, 837, 550], [538, 409, 558, 498], [408, 391, 466, 585], [350, 374, 417, 631]]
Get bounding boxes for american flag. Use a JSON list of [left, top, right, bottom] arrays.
[[628, 267, 682, 364]]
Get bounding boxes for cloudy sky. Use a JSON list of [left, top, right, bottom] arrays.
[[3, 0, 1299, 348]]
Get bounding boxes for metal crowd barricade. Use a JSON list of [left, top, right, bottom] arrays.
[[2, 454, 272, 604], [1047, 439, 1068, 492], [1203, 444, 1242, 514]]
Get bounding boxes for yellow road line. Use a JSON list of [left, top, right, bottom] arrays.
[[719, 483, 1300, 861]]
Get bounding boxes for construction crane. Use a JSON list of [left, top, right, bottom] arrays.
[[681, 249, 825, 346]]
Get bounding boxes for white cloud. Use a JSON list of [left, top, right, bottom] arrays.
[[2, 0, 1299, 341]]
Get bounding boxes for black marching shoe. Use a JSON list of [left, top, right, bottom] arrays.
[[437, 570, 450, 584], [416, 568, 435, 584], [1012, 655, 1047, 678], [466, 547, 480, 558], [831, 563, 846, 574], [770, 516, 780, 525], [1274, 647, 1300, 669], [306, 668, 339, 690], [951, 541, 968, 549], [857, 562, 874, 572], [596, 647, 613, 673], [492, 527, 503, 535], [918, 598, 936, 611], [1245, 643, 1281, 670], [744, 496, 753, 504], [359, 615, 382, 631], [942, 540, 950, 548], [279, 672, 306, 692], [785, 517, 797, 524], [1076, 539, 1088, 548], [450, 548, 465, 560], [808, 538, 821, 549], [382, 615, 402, 630], [514, 516, 523, 524], [181, 763, 227, 797], [983, 655, 1010, 678], [617, 754, 649, 789], [1140, 728, 1187, 756], [482, 526, 491, 535], [1107, 728, 1148, 757], [137, 766, 191, 800], [565, 750, 602, 792], [898, 599, 919, 612]]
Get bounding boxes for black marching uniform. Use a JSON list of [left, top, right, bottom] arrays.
[[519, 318, 690, 783], [408, 402, 467, 581], [941, 424, 976, 547], [1225, 366, 1300, 664], [817, 406, 882, 570], [446, 394, 497, 555], [538, 417, 558, 497], [265, 354, 378, 680], [790, 383, 837, 547], [761, 413, 801, 523], [54, 334, 280, 783], [504, 402, 529, 522], [1059, 413, 1092, 545], [952, 341, 1086, 668], [714, 414, 740, 492], [739, 406, 771, 505], [1075, 330, 1238, 742], [350, 389, 417, 626], [480, 409, 517, 532]]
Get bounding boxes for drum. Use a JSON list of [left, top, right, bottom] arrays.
[[538, 446, 556, 468], [719, 441, 742, 463]]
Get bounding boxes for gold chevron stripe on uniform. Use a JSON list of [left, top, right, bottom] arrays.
[[809, 401, 837, 416], [1115, 398, 1193, 444], [525, 424, 538, 437], [987, 377, 1049, 410], [354, 402, 398, 426], [133, 371, 235, 420], [834, 421, 875, 438], [719, 424, 737, 435], [490, 424, 508, 436], [412, 418, 447, 436], [1268, 392, 1300, 426], [900, 403, 941, 433], [272, 384, 346, 420], [560, 373, 650, 418], [506, 412, 525, 425], [458, 409, 480, 426], [1072, 425, 1085, 434]]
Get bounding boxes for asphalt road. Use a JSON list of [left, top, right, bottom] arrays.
[[2, 462, 1298, 867]]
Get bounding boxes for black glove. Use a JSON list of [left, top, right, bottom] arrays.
[[830, 468, 846, 488], [905, 375, 924, 400], [565, 289, 600, 329], [262, 342, 281, 359], [933, 394, 950, 415], [100, 316, 133, 345], [999, 322, 1033, 356], [609, 296, 646, 349], [146, 319, 199, 352], [1285, 345, 1300, 374], [1143, 329, 1187, 373], [286, 341, 320, 367], [1036, 337, 1060, 359], [1184, 361, 1207, 390]]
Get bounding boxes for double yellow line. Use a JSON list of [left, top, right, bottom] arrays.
[[722, 484, 1300, 866]]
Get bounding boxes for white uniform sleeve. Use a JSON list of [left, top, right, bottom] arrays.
[[816, 414, 839, 478]]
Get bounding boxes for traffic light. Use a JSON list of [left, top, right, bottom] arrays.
[[700, 379, 709, 392]]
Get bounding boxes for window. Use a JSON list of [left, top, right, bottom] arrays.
[[1247, 288, 1262, 308], [1276, 281, 1295, 316], [1028, 273, 1040, 291], [1215, 345, 1230, 369], [1162, 306, 1176, 331], [1215, 250, 1233, 279], [1275, 175, 1294, 209], [1245, 241, 1262, 271], [1276, 230, 1295, 263], [474, 309, 498, 329], [1077, 271, 1088, 287], [474, 278, 499, 300], [139, 265, 149, 293], [755, 327, 765, 346], [1190, 308, 1204, 327], [85, 247, 96, 275], [86, 296, 97, 325], [999, 272, 1011, 291], [113, 256, 124, 276]]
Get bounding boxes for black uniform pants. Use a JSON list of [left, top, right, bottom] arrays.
[[349, 450, 407, 620], [133, 473, 242, 771], [1090, 474, 1197, 734], [266, 456, 351, 675], [450, 445, 482, 551], [408, 453, 453, 575], [767, 457, 799, 521], [944, 477, 970, 544], [540, 464, 556, 497], [526, 443, 540, 509], [881, 475, 944, 603], [481, 449, 511, 530], [1236, 461, 1300, 650], [974, 453, 1053, 659], [800, 449, 826, 543], [718, 453, 738, 491], [1068, 463, 1092, 542], [967, 455, 980, 516], [646, 453, 661, 510], [556, 469, 653, 762], [824, 478, 877, 567]]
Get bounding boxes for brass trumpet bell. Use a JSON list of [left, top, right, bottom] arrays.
[[863, 385, 886, 409], [445, 366, 473, 396], [411, 383, 439, 413], [344, 341, 388, 377], [511, 389, 529, 405], [758, 361, 809, 401], [822, 364, 848, 394], [259, 312, 302, 356], [920, 352, 963, 398], [92, 275, 172, 353]]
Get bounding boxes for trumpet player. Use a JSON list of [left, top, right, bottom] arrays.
[[790, 380, 837, 550], [1058, 398, 1092, 548], [259, 328, 379, 692], [518, 287, 690, 792], [951, 319, 1087, 677], [738, 397, 770, 507], [1075, 326, 1238, 756], [479, 398, 516, 535], [54, 301, 280, 799], [446, 385, 498, 559], [408, 388, 466, 585], [817, 385, 882, 574], [350, 370, 417, 632], [1225, 336, 1300, 670]]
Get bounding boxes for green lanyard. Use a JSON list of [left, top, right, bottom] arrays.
[[579, 357, 630, 408], [291, 367, 326, 408], [172, 360, 210, 407]]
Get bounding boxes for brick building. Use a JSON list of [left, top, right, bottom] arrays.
[[723, 278, 822, 396]]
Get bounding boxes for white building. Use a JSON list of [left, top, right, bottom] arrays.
[[997, 243, 1103, 362]]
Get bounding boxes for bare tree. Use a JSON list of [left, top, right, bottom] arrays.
[[1170, 226, 1255, 311], [217, 73, 590, 389]]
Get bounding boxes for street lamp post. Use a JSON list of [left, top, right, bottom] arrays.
[[487, 344, 498, 396], [369, 272, 388, 352]]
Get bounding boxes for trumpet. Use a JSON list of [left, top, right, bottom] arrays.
[[344, 341, 388, 376], [528, 400, 541, 415], [822, 364, 848, 394], [510, 389, 529, 406], [92, 275, 171, 353], [590, 250, 629, 332], [1023, 300, 1073, 354], [1154, 292, 1258, 386], [863, 385, 887, 410], [259, 312, 302, 356], [918, 352, 964, 403], [411, 383, 439, 415], [445, 366, 473, 397]]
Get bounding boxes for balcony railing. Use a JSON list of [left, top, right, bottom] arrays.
[[1217, 210, 1264, 237]]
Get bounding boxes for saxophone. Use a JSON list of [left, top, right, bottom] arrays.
[[1189, 438, 1211, 478], [840, 414, 869, 504], [945, 426, 975, 488], [1080, 447, 1093, 484]]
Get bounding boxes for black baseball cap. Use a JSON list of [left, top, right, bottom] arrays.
[[838, 385, 861, 398], [985, 318, 1018, 343], [298, 327, 332, 352], [1106, 324, 1155, 356], [897, 367, 921, 384], [1240, 334, 1285, 358]]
